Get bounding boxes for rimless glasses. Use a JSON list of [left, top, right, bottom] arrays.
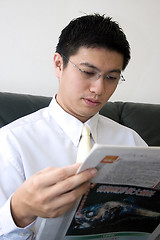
[[61, 53, 125, 84]]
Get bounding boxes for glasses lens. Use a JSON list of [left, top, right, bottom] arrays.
[[80, 68, 99, 80]]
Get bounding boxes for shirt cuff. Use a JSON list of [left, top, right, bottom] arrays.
[[0, 197, 36, 239]]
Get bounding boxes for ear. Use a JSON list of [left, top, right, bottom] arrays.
[[53, 53, 63, 79]]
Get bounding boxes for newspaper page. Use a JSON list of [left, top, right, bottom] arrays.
[[63, 145, 160, 240]]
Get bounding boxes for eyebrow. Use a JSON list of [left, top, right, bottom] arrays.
[[79, 62, 121, 74], [79, 62, 98, 70]]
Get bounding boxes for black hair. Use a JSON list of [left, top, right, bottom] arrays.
[[56, 13, 131, 70]]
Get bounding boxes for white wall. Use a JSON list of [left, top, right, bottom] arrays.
[[0, 0, 160, 104]]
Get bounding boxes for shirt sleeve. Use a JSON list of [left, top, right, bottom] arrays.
[[0, 129, 36, 239], [0, 197, 36, 240]]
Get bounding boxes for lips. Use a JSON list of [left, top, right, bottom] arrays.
[[84, 98, 101, 107]]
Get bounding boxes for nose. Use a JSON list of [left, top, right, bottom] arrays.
[[89, 77, 104, 95]]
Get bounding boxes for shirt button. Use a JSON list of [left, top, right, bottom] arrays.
[[19, 232, 26, 236]]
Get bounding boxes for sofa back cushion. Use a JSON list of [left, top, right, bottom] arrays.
[[100, 102, 160, 146], [0, 92, 160, 146]]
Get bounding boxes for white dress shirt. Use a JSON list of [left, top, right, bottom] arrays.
[[0, 97, 147, 240]]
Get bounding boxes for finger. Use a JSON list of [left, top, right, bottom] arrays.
[[32, 163, 88, 188], [37, 202, 74, 219], [52, 182, 90, 209], [31, 163, 81, 188], [37, 182, 90, 218], [34, 168, 96, 205], [46, 168, 97, 197]]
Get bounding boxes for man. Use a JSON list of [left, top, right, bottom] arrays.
[[0, 14, 146, 239]]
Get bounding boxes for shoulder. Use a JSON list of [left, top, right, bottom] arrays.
[[0, 106, 50, 135], [97, 115, 147, 146], [98, 114, 129, 130]]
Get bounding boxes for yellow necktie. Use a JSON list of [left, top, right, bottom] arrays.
[[76, 124, 92, 163]]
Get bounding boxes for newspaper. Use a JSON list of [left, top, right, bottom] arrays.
[[62, 144, 160, 240]]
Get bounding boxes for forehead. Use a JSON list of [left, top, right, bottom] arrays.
[[70, 47, 124, 71]]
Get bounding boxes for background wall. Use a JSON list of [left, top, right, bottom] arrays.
[[0, 0, 160, 104]]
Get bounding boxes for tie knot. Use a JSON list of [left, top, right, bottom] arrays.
[[82, 124, 91, 137]]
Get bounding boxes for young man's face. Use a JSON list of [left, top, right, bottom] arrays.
[[54, 47, 124, 122]]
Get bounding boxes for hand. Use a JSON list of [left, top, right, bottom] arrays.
[[11, 163, 97, 228]]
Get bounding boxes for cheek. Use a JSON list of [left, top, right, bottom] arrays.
[[70, 78, 87, 94], [104, 84, 118, 99], [61, 80, 81, 100]]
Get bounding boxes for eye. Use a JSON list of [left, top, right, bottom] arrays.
[[105, 75, 120, 81], [80, 69, 98, 79], [82, 70, 96, 76]]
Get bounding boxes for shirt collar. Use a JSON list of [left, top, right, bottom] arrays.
[[85, 114, 98, 143], [48, 96, 99, 146]]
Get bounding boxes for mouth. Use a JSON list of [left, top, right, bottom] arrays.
[[83, 98, 101, 107]]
